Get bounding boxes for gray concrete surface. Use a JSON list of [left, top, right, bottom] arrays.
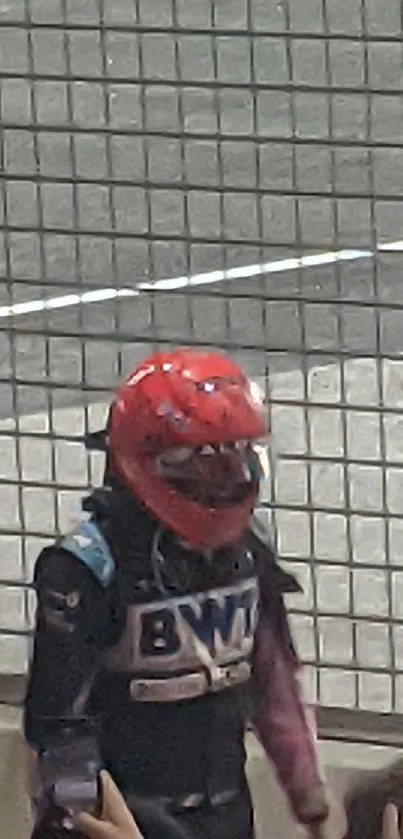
[[1, 0, 403, 717]]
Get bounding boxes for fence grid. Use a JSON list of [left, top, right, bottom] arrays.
[[1, 0, 403, 732]]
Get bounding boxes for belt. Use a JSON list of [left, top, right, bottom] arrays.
[[126, 788, 239, 815], [125, 789, 241, 816], [129, 661, 251, 702]]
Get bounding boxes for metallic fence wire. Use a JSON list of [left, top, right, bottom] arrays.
[[1, 0, 403, 720]]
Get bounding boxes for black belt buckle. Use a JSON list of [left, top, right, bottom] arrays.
[[126, 789, 239, 818], [169, 793, 205, 814], [125, 792, 205, 817], [170, 789, 238, 813], [209, 789, 238, 808]]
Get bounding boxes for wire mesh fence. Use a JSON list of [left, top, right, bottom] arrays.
[[2, 0, 403, 729]]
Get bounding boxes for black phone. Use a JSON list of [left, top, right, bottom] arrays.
[[38, 718, 103, 820]]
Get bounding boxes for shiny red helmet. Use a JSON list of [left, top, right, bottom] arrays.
[[106, 347, 269, 551]]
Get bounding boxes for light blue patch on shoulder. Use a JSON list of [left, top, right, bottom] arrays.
[[59, 520, 115, 587]]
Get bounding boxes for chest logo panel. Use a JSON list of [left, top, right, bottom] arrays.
[[105, 576, 260, 673]]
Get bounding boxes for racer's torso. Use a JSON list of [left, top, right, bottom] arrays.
[[51, 489, 261, 799]]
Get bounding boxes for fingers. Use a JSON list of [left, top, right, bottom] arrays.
[[100, 771, 141, 832], [74, 811, 116, 839], [325, 789, 348, 839], [74, 771, 144, 839], [382, 803, 400, 839]]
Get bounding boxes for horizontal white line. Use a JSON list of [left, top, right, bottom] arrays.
[[0, 287, 138, 319], [378, 240, 403, 252], [0, 239, 396, 320], [136, 248, 373, 291]]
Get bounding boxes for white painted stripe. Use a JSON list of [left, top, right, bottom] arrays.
[[0, 287, 138, 320], [136, 248, 372, 291], [378, 240, 403, 252], [0, 244, 379, 320]]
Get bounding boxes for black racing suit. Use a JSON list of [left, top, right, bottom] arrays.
[[24, 485, 327, 839]]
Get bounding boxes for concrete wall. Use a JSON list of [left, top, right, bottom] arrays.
[[2, 704, 402, 839]]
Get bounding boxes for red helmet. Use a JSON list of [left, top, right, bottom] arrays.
[[107, 348, 269, 551]]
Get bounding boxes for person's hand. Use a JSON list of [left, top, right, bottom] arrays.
[[73, 771, 144, 839], [300, 788, 347, 839], [382, 802, 400, 839]]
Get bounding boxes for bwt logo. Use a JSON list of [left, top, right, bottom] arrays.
[[139, 579, 260, 659]]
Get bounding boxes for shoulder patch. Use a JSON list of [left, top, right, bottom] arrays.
[[59, 520, 115, 588]]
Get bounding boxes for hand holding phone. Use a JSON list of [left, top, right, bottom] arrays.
[[74, 771, 144, 839], [37, 720, 103, 825]]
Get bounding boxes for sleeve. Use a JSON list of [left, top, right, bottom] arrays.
[[249, 537, 329, 827], [23, 546, 112, 750]]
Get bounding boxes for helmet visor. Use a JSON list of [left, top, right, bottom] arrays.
[[154, 440, 268, 508]]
